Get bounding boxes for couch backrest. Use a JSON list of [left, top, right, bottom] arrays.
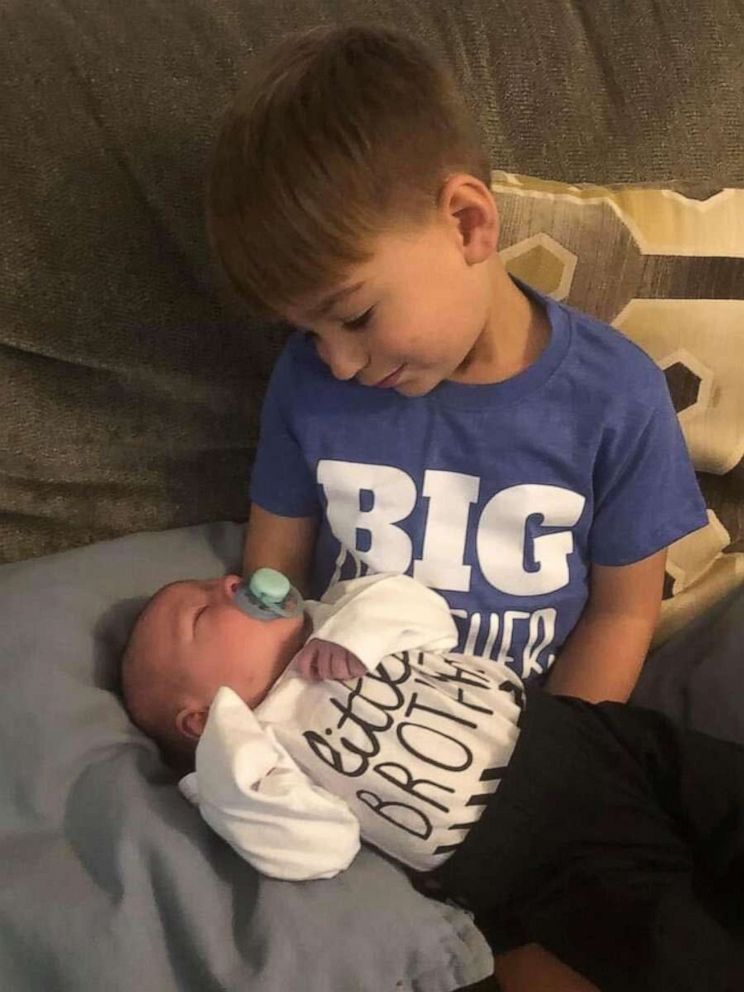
[[2, 0, 743, 562]]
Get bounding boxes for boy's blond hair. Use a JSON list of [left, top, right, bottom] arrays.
[[206, 24, 490, 319]]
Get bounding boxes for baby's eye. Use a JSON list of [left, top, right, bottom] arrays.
[[193, 604, 206, 633], [342, 307, 374, 331]]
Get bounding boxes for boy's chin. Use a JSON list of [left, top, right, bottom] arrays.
[[394, 374, 439, 397]]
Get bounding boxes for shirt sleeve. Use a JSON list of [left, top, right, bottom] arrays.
[[589, 376, 708, 566], [249, 337, 320, 518], [304, 574, 459, 670], [180, 687, 360, 881]]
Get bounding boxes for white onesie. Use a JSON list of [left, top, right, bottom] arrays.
[[180, 574, 524, 880]]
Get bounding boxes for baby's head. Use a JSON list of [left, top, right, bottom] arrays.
[[208, 25, 503, 397], [121, 575, 309, 764]]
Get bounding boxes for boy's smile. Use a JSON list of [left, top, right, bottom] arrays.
[[373, 365, 406, 389], [285, 174, 550, 398]]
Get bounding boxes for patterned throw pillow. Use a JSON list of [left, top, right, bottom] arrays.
[[492, 172, 744, 645]]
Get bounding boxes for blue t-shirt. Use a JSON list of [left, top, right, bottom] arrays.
[[250, 282, 707, 681]]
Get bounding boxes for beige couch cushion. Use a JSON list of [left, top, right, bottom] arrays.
[[494, 173, 744, 642]]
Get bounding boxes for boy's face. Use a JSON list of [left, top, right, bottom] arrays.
[[285, 201, 495, 397], [129, 575, 308, 714]]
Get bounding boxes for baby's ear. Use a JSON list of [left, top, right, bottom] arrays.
[[175, 706, 209, 742]]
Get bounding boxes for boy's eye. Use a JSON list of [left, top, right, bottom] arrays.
[[342, 307, 374, 331]]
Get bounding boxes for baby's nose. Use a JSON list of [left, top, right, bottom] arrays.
[[218, 574, 242, 603]]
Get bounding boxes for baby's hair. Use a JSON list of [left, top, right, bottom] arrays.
[[120, 590, 197, 770], [206, 23, 490, 319]]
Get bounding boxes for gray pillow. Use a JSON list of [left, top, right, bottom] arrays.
[[0, 522, 493, 992], [633, 583, 744, 746]]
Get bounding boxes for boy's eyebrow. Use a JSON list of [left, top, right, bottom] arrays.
[[306, 281, 366, 320]]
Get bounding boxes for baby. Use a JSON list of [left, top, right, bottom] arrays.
[[122, 571, 744, 992]]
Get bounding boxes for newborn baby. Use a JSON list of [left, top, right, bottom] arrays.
[[122, 571, 521, 880], [122, 571, 744, 992], [122, 571, 366, 762]]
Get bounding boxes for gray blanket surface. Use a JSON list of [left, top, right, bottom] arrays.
[[0, 522, 493, 992]]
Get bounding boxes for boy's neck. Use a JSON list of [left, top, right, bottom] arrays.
[[452, 259, 550, 386]]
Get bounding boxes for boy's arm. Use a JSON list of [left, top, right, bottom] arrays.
[[243, 503, 318, 597], [545, 548, 666, 703]]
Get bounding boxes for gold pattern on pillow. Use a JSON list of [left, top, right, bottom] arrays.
[[492, 172, 744, 644]]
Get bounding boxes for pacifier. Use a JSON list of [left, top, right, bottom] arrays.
[[233, 567, 304, 621]]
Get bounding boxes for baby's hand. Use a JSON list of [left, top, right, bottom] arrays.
[[293, 638, 367, 682]]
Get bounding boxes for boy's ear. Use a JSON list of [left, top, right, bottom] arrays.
[[175, 706, 209, 742], [438, 173, 500, 264]]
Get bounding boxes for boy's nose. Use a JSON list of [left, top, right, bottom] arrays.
[[319, 337, 367, 381]]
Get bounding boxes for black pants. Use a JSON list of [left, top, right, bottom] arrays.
[[431, 688, 744, 992]]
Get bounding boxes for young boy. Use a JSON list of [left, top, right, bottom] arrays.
[[121, 570, 744, 992], [206, 24, 708, 704]]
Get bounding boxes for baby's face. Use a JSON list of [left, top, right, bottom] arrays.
[[130, 575, 309, 711]]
